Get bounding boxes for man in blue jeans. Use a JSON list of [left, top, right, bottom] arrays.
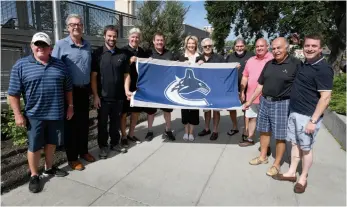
[[273, 34, 334, 194], [8, 32, 73, 193]]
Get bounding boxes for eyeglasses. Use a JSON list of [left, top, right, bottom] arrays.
[[34, 41, 49, 48], [68, 23, 83, 28], [203, 45, 212, 49]]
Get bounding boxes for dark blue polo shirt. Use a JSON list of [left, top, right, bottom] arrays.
[[8, 55, 73, 120], [289, 57, 334, 117]]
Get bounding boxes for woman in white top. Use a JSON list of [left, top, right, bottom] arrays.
[[178, 35, 201, 141]]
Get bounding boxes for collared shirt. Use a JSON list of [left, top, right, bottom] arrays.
[[243, 52, 273, 104], [226, 51, 254, 86], [8, 55, 72, 120], [148, 48, 177, 60], [196, 53, 225, 63], [258, 55, 302, 98], [121, 44, 149, 92], [91, 45, 130, 101], [52, 35, 92, 85], [290, 57, 333, 117]]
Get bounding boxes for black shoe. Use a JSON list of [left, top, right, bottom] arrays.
[[210, 132, 218, 140], [227, 129, 239, 136], [110, 144, 128, 153], [127, 135, 142, 144], [145, 131, 154, 141], [42, 166, 68, 177], [239, 134, 248, 143], [29, 175, 41, 193], [99, 147, 108, 159], [121, 138, 129, 148], [163, 130, 176, 141], [198, 129, 211, 136]]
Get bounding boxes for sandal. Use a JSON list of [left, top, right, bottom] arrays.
[[227, 129, 239, 136], [266, 166, 280, 176]]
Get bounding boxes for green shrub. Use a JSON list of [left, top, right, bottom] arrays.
[[330, 74, 346, 115], [1, 109, 27, 146]]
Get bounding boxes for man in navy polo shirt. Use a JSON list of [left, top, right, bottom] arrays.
[[273, 34, 334, 194], [8, 32, 73, 193], [52, 14, 95, 170]]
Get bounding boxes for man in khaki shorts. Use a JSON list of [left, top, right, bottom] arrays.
[[239, 38, 273, 147]]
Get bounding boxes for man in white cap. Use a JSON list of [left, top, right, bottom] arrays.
[[8, 32, 74, 193]]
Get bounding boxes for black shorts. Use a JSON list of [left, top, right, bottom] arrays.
[[160, 108, 173, 113], [181, 109, 199, 125], [122, 99, 143, 113], [143, 107, 157, 115]]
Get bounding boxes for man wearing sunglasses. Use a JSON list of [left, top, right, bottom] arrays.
[[52, 14, 95, 171], [8, 32, 73, 193], [197, 38, 225, 140]]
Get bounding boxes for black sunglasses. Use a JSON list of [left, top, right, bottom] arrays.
[[34, 41, 49, 48], [203, 45, 212, 49]]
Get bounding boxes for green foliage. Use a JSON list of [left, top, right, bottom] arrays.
[[1, 109, 27, 146], [204, 1, 346, 67], [330, 74, 346, 115], [135, 1, 188, 53]]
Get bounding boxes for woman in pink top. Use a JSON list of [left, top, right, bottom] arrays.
[[239, 38, 273, 147]]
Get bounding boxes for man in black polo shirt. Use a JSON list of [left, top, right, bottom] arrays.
[[273, 35, 333, 194], [142, 32, 177, 141], [244, 37, 301, 176], [196, 38, 225, 141], [226, 38, 254, 138], [121, 28, 149, 147], [91, 25, 129, 159]]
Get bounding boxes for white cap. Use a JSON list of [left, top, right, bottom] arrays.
[[31, 32, 51, 46]]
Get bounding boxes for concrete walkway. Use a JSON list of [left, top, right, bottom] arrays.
[[2, 110, 346, 206]]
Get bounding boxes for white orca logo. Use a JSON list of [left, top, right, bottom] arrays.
[[164, 68, 211, 106]]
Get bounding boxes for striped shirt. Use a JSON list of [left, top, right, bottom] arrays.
[[8, 55, 73, 120], [52, 35, 92, 85]]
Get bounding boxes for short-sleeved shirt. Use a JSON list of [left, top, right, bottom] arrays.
[[196, 53, 225, 63], [91, 45, 130, 101], [226, 51, 254, 86], [52, 35, 92, 85], [243, 52, 273, 104], [8, 55, 72, 120], [147, 48, 177, 60], [290, 57, 334, 117], [121, 45, 149, 92], [258, 55, 302, 98]]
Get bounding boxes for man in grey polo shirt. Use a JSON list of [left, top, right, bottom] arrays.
[[52, 14, 95, 171]]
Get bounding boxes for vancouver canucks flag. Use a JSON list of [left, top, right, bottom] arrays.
[[130, 58, 241, 110]]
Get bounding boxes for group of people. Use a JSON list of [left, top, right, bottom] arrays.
[[8, 13, 334, 195]]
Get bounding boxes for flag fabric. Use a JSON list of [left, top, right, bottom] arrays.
[[130, 58, 242, 110]]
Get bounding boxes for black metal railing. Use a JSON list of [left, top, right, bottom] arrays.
[[0, 0, 137, 38]]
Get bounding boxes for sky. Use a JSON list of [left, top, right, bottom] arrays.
[[87, 0, 236, 40]]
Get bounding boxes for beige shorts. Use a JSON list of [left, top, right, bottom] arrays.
[[245, 104, 259, 118]]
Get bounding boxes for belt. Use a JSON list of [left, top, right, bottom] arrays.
[[73, 84, 90, 89], [263, 96, 290, 102]]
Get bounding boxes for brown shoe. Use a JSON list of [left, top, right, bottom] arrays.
[[272, 173, 297, 182], [294, 182, 307, 194], [81, 153, 96, 162], [238, 139, 255, 147], [69, 161, 85, 171]]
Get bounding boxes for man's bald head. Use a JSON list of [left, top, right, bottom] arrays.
[[255, 38, 269, 58], [271, 37, 289, 62]]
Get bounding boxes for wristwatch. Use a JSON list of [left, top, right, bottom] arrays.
[[309, 118, 317, 124]]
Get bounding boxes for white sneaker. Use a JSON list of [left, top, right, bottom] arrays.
[[183, 133, 189, 141], [188, 134, 195, 141]]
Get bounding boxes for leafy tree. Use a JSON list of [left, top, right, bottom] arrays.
[[135, 1, 188, 53], [205, 1, 346, 71]]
